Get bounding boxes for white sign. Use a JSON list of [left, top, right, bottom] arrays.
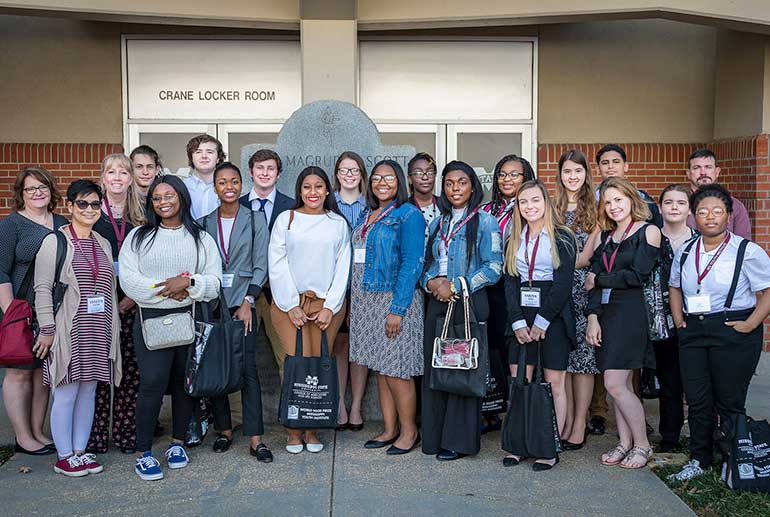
[[126, 39, 302, 120]]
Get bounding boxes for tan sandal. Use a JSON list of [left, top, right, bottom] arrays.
[[619, 446, 653, 469], [601, 444, 630, 466]]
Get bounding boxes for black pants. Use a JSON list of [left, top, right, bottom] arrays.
[[133, 306, 197, 452], [679, 309, 762, 467], [421, 291, 488, 456], [652, 335, 684, 444], [210, 307, 265, 436]]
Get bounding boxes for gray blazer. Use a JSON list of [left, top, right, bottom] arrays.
[[198, 206, 269, 309]]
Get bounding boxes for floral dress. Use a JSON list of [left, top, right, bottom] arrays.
[[566, 211, 599, 374]]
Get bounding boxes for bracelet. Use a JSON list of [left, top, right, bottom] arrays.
[[448, 281, 457, 295]]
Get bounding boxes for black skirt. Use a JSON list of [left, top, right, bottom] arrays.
[[597, 287, 647, 371]]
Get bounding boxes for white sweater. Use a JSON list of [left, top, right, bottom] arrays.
[[268, 210, 351, 313], [118, 226, 222, 308]]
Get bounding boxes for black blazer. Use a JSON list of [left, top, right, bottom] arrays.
[[239, 190, 294, 232], [504, 228, 577, 345]]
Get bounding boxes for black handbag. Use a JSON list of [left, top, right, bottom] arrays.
[[429, 278, 490, 398], [279, 329, 339, 429], [184, 290, 245, 397], [717, 413, 770, 493], [501, 341, 562, 459]]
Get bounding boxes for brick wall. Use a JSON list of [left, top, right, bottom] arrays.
[[538, 135, 770, 349], [0, 143, 123, 217]]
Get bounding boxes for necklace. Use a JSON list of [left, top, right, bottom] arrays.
[[160, 222, 184, 230], [21, 209, 52, 227]]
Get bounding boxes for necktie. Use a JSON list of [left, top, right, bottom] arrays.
[[258, 198, 267, 212]]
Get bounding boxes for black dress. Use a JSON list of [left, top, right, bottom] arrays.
[[587, 224, 658, 371]]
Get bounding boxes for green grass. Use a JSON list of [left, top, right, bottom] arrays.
[[0, 446, 12, 466], [654, 464, 770, 517]]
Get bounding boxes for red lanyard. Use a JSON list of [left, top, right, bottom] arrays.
[[69, 225, 99, 292], [601, 222, 635, 272], [524, 226, 541, 285], [217, 210, 231, 266], [361, 203, 396, 239], [695, 234, 731, 290], [103, 201, 126, 251], [439, 206, 480, 250]]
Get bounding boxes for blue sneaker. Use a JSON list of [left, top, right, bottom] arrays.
[[135, 451, 163, 481], [166, 443, 189, 469]]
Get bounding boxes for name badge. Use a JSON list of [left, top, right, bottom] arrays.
[[520, 287, 541, 308], [353, 248, 366, 264], [601, 288, 612, 305], [113, 261, 119, 277], [686, 293, 712, 314], [222, 273, 235, 288], [87, 296, 105, 314]]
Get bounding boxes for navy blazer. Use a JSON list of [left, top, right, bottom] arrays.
[[239, 190, 294, 232]]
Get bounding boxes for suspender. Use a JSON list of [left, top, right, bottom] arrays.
[[679, 236, 750, 311]]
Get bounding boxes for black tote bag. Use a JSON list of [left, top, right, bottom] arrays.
[[501, 341, 562, 459], [718, 413, 770, 493], [429, 280, 490, 398], [279, 329, 339, 429], [184, 290, 245, 397]]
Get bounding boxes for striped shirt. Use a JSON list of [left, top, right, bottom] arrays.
[[335, 192, 367, 228]]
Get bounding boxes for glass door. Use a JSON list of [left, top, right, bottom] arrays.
[[219, 124, 283, 193], [127, 124, 217, 177], [446, 124, 533, 200]]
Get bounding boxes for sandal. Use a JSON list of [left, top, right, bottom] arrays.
[[619, 446, 653, 469], [601, 444, 630, 466]]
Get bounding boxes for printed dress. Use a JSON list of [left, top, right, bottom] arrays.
[[566, 211, 599, 374]]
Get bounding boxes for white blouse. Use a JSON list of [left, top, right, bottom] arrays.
[[268, 210, 351, 313], [670, 232, 770, 314], [515, 225, 555, 282]]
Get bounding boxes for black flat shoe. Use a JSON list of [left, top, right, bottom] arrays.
[[532, 457, 559, 472], [436, 449, 466, 461], [212, 434, 232, 453], [386, 434, 420, 455], [335, 423, 350, 432], [348, 421, 364, 432], [364, 435, 399, 449], [562, 439, 586, 451], [587, 416, 606, 436], [250, 443, 273, 463], [14, 441, 54, 456], [503, 456, 521, 467], [120, 446, 137, 454], [43, 443, 56, 453]]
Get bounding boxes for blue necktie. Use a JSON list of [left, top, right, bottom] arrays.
[[258, 198, 267, 213]]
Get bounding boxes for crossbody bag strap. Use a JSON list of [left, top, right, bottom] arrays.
[[287, 210, 295, 230], [679, 238, 698, 281], [724, 239, 750, 311], [458, 276, 471, 340]]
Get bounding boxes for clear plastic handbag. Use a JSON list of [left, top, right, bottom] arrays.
[[431, 277, 478, 370]]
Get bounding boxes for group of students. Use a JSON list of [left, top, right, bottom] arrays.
[[0, 135, 768, 483]]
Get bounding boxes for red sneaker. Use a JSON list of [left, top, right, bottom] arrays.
[[53, 455, 90, 477], [78, 453, 104, 474]]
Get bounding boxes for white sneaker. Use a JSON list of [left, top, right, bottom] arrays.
[[306, 443, 324, 453], [286, 443, 304, 454], [667, 459, 705, 481]]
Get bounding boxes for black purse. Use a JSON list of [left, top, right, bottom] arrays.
[[279, 329, 339, 429], [429, 278, 490, 398], [501, 341, 562, 459], [184, 290, 245, 397]]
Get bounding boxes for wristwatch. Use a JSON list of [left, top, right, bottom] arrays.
[[244, 295, 256, 307], [189, 277, 196, 287]]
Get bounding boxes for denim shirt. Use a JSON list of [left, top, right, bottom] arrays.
[[421, 209, 503, 293], [359, 202, 426, 316]]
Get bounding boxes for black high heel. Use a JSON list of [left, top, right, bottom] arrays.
[[562, 438, 586, 451]]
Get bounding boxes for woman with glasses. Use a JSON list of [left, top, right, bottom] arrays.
[[332, 151, 369, 432], [0, 167, 67, 456], [349, 160, 426, 455], [407, 153, 440, 235], [667, 184, 770, 481], [119, 176, 222, 481], [479, 155, 536, 433], [34, 180, 121, 477]]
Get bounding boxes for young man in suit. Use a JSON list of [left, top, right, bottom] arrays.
[[240, 149, 293, 377]]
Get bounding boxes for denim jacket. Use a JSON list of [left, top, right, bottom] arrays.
[[421, 209, 503, 293], [360, 202, 426, 316]]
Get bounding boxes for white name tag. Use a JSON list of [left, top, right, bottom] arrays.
[[353, 248, 366, 264], [113, 261, 119, 277], [87, 296, 105, 314], [686, 293, 712, 314], [520, 287, 541, 308], [222, 273, 234, 288], [601, 288, 612, 305]]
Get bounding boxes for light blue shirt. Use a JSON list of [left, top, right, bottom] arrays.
[[184, 173, 220, 220]]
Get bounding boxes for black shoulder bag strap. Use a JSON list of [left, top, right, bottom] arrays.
[[17, 230, 67, 303], [678, 238, 698, 279], [724, 239, 750, 311]]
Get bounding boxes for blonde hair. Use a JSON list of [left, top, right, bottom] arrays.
[[554, 149, 597, 233], [597, 177, 651, 231], [505, 180, 576, 276], [101, 153, 146, 226]]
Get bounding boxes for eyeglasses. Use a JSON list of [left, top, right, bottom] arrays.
[[371, 175, 397, 184], [151, 194, 178, 203], [23, 185, 50, 195], [695, 207, 726, 218], [498, 172, 523, 180], [74, 200, 101, 210], [410, 169, 436, 179], [338, 167, 361, 177]]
